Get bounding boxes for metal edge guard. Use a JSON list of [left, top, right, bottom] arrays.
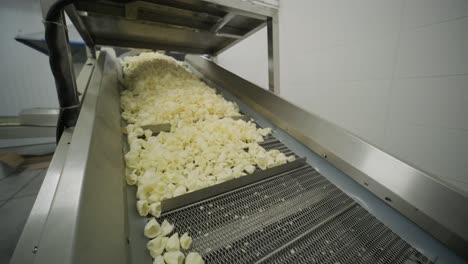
[[161, 158, 306, 212], [185, 54, 468, 261]]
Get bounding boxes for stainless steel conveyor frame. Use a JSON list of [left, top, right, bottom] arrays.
[[10, 1, 468, 264]]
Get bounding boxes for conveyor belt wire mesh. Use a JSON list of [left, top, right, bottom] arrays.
[[159, 136, 431, 264], [260, 135, 297, 158]]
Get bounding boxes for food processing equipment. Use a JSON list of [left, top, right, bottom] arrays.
[[10, 1, 468, 263]]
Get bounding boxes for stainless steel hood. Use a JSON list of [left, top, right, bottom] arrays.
[[71, 0, 277, 55]]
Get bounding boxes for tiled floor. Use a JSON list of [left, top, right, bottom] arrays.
[[0, 168, 47, 264]]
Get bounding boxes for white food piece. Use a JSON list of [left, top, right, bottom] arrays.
[[173, 185, 187, 197], [121, 52, 239, 126], [160, 220, 174, 236], [153, 255, 166, 264], [258, 127, 272, 137], [137, 200, 150, 216], [121, 53, 297, 212], [126, 172, 138, 185], [136, 186, 147, 200], [149, 202, 162, 218], [163, 251, 185, 264], [148, 193, 161, 203], [165, 233, 180, 252], [244, 164, 256, 174], [147, 236, 169, 258], [179, 232, 192, 249], [144, 218, 161, 238], [185, 252, 204, 264]]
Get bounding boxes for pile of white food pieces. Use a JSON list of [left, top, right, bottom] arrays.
[[144, 218, 203, 264], [120, 52, 296, 263]]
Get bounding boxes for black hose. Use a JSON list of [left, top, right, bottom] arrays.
[[44, 0, 135, 142], [44, 0, 79, 143]]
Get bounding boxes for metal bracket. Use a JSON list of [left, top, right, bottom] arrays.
[[267, 13, 280, 94]]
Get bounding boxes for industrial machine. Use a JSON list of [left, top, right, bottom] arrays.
[[10, 1, 468, 263]]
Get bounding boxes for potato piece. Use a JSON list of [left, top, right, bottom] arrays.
[[149, 202, 162, 218], [144, 218, 161, 238], [137, 200, 150, 216], [160, 220, 174, 236], [179, 232, 192, 250], [147, 236, 168, 258], [126, 172, 138, 185], [185, 252, 204, 264], [244, 164, 256, 174], [153, 255, 165, 264], [165, 233, 180, 252], [173, 185, 187, 197], [163, 251, 185, 264]]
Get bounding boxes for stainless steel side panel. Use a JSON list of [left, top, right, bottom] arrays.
[[185, 55, 468, 260], [32, 51, 129, 264], [10, 129, 72, 264]]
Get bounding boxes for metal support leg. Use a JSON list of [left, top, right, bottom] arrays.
[[65, 4, 96, 59], [267, 13, 280, 94]]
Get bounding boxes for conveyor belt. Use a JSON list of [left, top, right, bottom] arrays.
[[155, 136, 432, 264], [260, 135, 297, 158]]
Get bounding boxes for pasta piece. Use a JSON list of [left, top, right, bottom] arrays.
[[148, 193, 161, 203], [137, 200, 150, 216], [149, 202, 162, 218], [165, 233, 180, 252], [160, 220, 174, 236], [173, 185, 187, 197], [163, 251, 185, 264], [185, 252, 204, 264], [179, 232, 192, 250], [147, 236, 168, 258], [153, 255, 165, 264], [144, 218, 161, 238], [126, 172, 138, 185], [244, 164, 256, 174]]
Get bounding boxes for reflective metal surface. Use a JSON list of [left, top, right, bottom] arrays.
[[33, 51, 128, 264], [186, 55, 468, 261], [160, 164, 432, 264], [73, 0, 275, 55], [267, 13, 280, 93], [76, 57, 96, 100], [0, 126, 55, 139], [9, 129, 72, 264], [64, 4, 95, 48], [19, 108, 58, 127], [161, 158, 306, 212]]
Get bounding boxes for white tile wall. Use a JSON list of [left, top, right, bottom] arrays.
[[217, 0, 468, 193], [402, 0, 468, 28], [383, 122, 468, 194], [0, 0, 58, 116], [388, 75, 468, 130], [395, 18, 468, 78], [319, 80, 392, 146]]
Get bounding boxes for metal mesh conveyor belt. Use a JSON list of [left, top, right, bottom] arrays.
[[158, 135, 432, 264], [260, 135, 297, 158]]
